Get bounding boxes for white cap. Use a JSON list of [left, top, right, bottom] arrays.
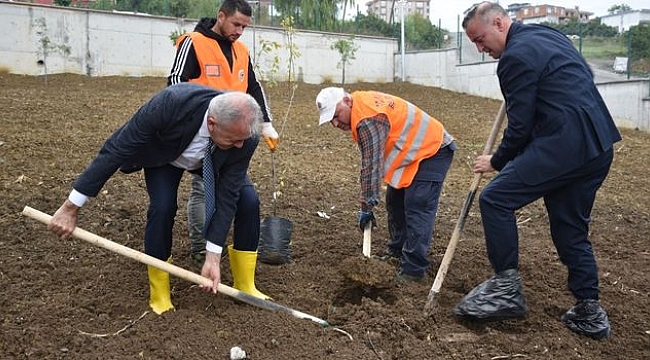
[[316, 87, 345, 126]]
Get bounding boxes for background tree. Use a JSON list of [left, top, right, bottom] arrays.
[[607, 4, 632, 14], [85, 0, 445, 50], [543, 18, 618, 37], [626, 23, 650, 69], [353, 13, 399, 37], [404, 13, 444, 50], [273, 0, 339, 30], [91, 0, 214, 18], [331, 36, 359, 85]]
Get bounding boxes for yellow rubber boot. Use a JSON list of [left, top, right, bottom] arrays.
[[147, 258, 175, 315], [228, 245, 271, 300]]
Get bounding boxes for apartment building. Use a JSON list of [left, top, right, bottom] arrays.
[[366, 0, 430, 23], [514, 4, 592, 24]]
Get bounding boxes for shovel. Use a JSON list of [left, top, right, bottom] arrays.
[[22, 206, 328, 327], [362, 223, 372, 257], [423, 101, 507, 316], [258, 150, 293, 264]]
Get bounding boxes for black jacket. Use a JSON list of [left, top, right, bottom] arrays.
[[72, 83, 259, 246], [493, 22, 621, 185]]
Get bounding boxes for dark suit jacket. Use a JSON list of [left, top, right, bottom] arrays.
[[72, 82, 258, 247], [493, 22, 621, 185]]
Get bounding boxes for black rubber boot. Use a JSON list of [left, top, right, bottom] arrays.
[[561, 299, 611, 340], [453, 269, 528, 321]]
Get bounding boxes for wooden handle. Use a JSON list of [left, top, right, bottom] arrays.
[[425, 101, 507, 308], [22, 206, 329, 327]]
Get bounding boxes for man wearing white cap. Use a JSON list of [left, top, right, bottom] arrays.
[[316, 87, 456, 282]]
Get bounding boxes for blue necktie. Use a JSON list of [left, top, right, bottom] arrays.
[[203, 140, 215, 236]]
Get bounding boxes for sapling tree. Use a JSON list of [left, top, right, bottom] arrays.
[[281, 16, 301, 87], [331, 36, 359, 86], [253, 37, 282, 87]]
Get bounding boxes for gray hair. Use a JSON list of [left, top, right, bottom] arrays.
[[462, 2, 508, 30], [207, 92, 262, 137]]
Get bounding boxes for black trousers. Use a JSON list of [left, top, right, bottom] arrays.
[[479, 149, 613, 300], [142, 164, 259, 261]]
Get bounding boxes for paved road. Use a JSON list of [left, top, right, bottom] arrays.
[[589, 59, 644, 83]]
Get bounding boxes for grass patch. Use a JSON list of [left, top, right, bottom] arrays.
[[572, 36, 627, 60]]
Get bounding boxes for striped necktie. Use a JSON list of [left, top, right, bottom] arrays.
[[203, 140, 215, 235]]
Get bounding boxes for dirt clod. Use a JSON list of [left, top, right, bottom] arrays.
[[340, 256, 396, 288]]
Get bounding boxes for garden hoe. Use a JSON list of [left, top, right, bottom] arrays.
[[22, 206, 329, 328], [423, 102, 507, 317]]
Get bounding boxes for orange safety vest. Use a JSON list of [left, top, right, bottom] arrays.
[[176, 32, 249, 91], [350, 91, 445, 189]]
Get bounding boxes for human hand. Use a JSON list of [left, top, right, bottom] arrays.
[[261, 122, 279, 151], [358, 211, 376, 232], [48, 200, 79, 239], [200, 251, 222, 294], [473, 155, 495, 173]]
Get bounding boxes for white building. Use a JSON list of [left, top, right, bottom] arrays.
[[599, 9, 650, 33]]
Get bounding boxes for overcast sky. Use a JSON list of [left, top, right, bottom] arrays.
[[430, 1, 650, 31]]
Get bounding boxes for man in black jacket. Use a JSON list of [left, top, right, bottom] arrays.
[[48, 83, 266, 314], [454, 2, 621, 340]]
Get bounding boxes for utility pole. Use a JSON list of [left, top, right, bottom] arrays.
[[398, 0, 406, 81], [247, 1, 260, 63]]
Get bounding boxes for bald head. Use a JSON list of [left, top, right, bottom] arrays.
[[462, 2, 511, 59], [462, 2, 508, 30]]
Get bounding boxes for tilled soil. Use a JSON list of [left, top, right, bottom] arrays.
[[1, 73, 649, 359]]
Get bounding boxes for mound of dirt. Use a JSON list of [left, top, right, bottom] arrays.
[[340, 256, 396, 288]]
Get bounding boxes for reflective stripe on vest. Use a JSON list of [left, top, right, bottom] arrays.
[[350, 91, 444, 188], [176, 32, 249, 92]]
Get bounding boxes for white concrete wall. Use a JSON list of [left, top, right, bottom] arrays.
[[399, 46, 650, 131], [245, 28, 395, 84], [400, 48, 502, 100], [644, 98, 650, 131], [0, 1, 396, 82], [0, 3, 186, 76], [598, 80, 650, 131], [0, 1, 647, 131], [85, 13, 184, 76]]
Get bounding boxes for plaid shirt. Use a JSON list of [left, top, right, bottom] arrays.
[[357, 114, 454, 212]]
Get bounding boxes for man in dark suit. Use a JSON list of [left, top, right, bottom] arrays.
[[168, 0, 279, 271], [454, 2, 621, 339], [48, 83, 269, 314]]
